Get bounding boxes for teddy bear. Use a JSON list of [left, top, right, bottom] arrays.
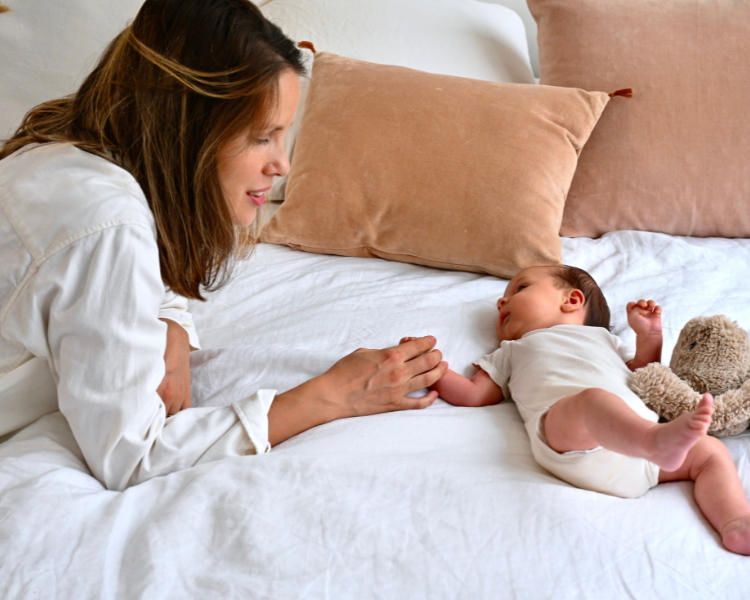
[[631, 315, 750, 438]]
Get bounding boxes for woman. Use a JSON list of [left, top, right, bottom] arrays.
[[0, 0, 446, 491]]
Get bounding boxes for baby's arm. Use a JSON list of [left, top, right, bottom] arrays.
[[432, 368, 503, 407], [625, 299, 663, 371], [399, 337, 502, 407]]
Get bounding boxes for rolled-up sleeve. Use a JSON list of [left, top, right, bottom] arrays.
[[158, 290, 201, 350], [6, 222, 274, 490]]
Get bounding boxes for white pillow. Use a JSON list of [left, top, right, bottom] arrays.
[[479, 0, 539, 76], [0, 1, 143, 140], [260, 0, 535, 200]]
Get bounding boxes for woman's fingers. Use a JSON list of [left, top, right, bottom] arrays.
[[396, 335, 437, 360], [404, 361, 448, 395], [318, 336, 447, 418], [405, 347, 443, 378], [390, 338, 444, 403], [156, 372, 191, 417], [404, 389, 439, 410]]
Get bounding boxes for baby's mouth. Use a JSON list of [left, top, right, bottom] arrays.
[[500, 312, 509, 325]]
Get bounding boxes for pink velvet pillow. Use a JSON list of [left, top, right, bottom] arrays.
[[529, 0, 750, 238], [261, 52, 612, 277]]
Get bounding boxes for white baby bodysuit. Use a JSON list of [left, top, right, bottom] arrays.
[[476, 325, 661, 498], [477, 324, 658, 425]]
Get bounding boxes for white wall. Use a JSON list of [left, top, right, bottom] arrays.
[[0, 1, 539, 141], [0, 0, 144, 139]]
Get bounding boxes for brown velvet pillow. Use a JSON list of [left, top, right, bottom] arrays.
[[261, 52, 610, 277], [529, 0, 750, 238]]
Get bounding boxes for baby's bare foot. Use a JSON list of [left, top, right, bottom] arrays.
[[645, 393, 713, 472], [722, 515, 750, 556]]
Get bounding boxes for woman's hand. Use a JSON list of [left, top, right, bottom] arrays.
[[156, 318, 192, 416], [267, 336, 447, 446], [325, 336, 447, 416]]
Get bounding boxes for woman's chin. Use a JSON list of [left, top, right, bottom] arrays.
[[232, 207, 258, 228]]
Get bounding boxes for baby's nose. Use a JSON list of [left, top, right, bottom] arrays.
[[497, 298, 507, 309]]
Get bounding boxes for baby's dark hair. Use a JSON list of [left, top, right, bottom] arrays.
[[548, 265, 611, 330]]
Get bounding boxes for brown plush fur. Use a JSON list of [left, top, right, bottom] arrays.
[[631, 315, 750, 438]]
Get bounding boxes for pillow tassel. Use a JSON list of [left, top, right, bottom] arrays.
[[297, 41, 317, 53], [609, 88, 633, 98]]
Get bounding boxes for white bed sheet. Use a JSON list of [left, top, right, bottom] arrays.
[[1, 231, 750, 599]]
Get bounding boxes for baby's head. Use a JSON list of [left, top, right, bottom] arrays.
[[495, 265, 610, 342]]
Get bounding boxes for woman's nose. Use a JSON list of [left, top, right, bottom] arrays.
[[264, 147, 291, 178]]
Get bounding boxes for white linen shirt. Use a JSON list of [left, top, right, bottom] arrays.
[[0, 143, 275, 490]]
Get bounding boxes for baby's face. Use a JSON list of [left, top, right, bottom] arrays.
[[495, 267, 579, 342]]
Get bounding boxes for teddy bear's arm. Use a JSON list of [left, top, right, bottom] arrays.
[[631, 363, 702, 422], [709, 380, 750, 437]]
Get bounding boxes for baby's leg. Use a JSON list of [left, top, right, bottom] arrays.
[[659, 436, 750, 555], [545, 389, 713, 472]]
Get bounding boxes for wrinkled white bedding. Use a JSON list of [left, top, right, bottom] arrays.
[[2, 231, 750, 599]]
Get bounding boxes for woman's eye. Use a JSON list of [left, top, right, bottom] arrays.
[[256, 138, 270, 145]]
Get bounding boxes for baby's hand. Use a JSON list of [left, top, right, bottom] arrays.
[[627, 299, 662, 336]]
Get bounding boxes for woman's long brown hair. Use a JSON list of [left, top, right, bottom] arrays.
[[0, 0, 305, 300]]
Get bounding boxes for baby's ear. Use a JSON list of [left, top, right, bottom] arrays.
[[562, 289, 585, 313]]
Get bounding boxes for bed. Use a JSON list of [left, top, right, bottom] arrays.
[[2, 230, 749, 598], [2, 0, 750, 598]]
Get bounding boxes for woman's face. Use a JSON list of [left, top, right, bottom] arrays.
[[217, 70, 301, 227]]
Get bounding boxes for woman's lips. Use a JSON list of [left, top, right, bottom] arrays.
[[247, 191, 267, 207]]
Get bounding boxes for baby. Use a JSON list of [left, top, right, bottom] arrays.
[[414, 265, 750, 555]]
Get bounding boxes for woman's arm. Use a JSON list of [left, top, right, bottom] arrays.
[[268, 338, 447, 446], [8, 223, 276, 490], [8, 222, 450, 488], [157, 291, 202, 415], [156, 318, 192, 416]]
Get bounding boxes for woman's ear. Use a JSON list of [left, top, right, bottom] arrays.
[[561, 289, 585, 313]]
